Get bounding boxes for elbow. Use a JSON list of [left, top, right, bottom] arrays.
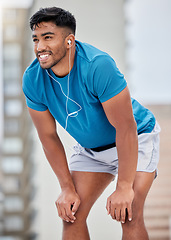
[[127, 119, 138, 140], [132, 119, 138, 136], [38, 132, 61, 153], [116, 119, 138, 144]]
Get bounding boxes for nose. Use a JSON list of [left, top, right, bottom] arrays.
[[36, 40, 46, 52]]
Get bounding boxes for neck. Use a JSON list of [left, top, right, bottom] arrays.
[[51, 44, 76, 77]]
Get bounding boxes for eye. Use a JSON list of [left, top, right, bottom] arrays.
[[33, 38, 38, 43], [45, 35, 52, 40]]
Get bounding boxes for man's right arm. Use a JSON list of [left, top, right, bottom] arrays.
[[28, 107, 80, 223]]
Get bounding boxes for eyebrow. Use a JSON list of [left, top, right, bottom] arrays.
[[32, 32, 55, 38]]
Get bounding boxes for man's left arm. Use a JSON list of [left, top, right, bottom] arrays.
[[102, 86, 138, 224]]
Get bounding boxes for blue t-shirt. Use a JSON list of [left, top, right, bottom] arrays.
[[22, 40, 155, 148]]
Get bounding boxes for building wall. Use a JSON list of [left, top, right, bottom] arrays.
[[144, 105, 171, 240], [0, 8, 4, 233], [0, 8, 34, 240], [124, 1, 171, 238], [124, 0, 171, 104], [0, 8, 4, 152]]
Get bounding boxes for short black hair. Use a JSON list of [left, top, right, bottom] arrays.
[[30, 7, 76, 35]]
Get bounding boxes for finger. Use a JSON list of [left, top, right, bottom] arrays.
[[55, 200, 75, 223], [127, 204, 133, 222], [61, 207, 73, 223], [120, 207, 126, 223], [56, 202, 62, 218], [106, 199, 111, 215], [115, 208, 121, 222], [64, 208, 74, 223], [56, 201, 70, 222], [60, 207, 66, 220], [110, 205, 116, 219], [65, 205, 76, 222], [71, 199, 80, 215]]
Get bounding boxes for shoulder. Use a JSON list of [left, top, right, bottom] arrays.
[[24, 58, 42, 79], [22, 58, 48, 111], [75, 40, 118, 79], [75, 40, 111, 64], [23, 58, 46, 89], [22, 58, 47, 101]]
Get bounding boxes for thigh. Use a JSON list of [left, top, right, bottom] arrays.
[[134, 171, 155, 200], [71, 171, 114, 218], [132, 171, 156, 217]]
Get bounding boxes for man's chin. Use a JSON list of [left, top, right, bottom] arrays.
[[38, 60, 57, 70], [39, 61, 51, 69]]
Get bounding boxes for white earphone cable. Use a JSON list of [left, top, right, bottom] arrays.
[[45, 46, 82, 130]]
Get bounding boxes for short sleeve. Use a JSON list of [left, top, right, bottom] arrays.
[[22, 70, 48, 111], [91, 55, 127, 103]]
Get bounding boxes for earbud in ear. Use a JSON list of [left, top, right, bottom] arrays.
[[68, 39, 71, 45]]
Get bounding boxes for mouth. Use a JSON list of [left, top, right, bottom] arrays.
[[37, 52, 51, 62]]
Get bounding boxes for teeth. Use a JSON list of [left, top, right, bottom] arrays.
[[39, 54, 48, 59]]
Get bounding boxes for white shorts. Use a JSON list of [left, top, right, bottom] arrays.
[[69, 122, 161, 177]]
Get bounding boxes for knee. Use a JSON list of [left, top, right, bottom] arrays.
[[62, 203, 90, 229], [69, 196, 93, 223], [72, 188, 97, 222], [122, 213, 144, 230], [74, 202, 91, 222], [122, 196, 145, 230]]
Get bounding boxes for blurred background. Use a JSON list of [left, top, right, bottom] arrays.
[[0, 0, 171, 239]]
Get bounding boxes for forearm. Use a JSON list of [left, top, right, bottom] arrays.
[[27, 108, 80, 222], [40, 133, 75, 191], [116, 121, 138, 189], [41, 134, 81, 222]]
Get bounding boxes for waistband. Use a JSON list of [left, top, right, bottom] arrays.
[[90, 130, 145, 152], [90, 142, 116, 152]]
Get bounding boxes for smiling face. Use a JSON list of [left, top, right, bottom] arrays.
[[32, 21, 69, 71]]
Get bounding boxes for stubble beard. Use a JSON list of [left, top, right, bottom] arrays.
[[38, 49, 67, 70]]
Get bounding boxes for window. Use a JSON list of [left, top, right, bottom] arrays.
[[4, 63, 21, 80], [4, 99, 22, 117], [3, 43, 21, 62], [0, 237, 22, 240], [0, 222, 4, 234], [1, 157, 23, 174], [4, 82, 21, 97], [3, 137, 23, 154], [4, 216, 23, 231], [3, 9, 17, 21], [3, 177, 21, 193], [0, 191, 4, 202], [3, 25, 19, 40], [0, 202, 4, 218], [4, 119, 21, 135], [4, 196, 23, 212]]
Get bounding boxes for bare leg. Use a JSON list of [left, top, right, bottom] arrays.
[[122, 171, 156, 240], [62, 171, 114, 240]]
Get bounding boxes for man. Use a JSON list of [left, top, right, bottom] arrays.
[[22, 7, 160, 240]]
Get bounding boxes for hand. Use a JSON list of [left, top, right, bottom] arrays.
[[106, 186, 134, 223], [55, 187, 80, 223]]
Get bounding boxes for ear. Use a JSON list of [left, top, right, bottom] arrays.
[[66, 34, 75, 49]]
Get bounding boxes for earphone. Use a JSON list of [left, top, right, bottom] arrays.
[[45, 39, 82, 130], [68, 39, 71, 45]]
